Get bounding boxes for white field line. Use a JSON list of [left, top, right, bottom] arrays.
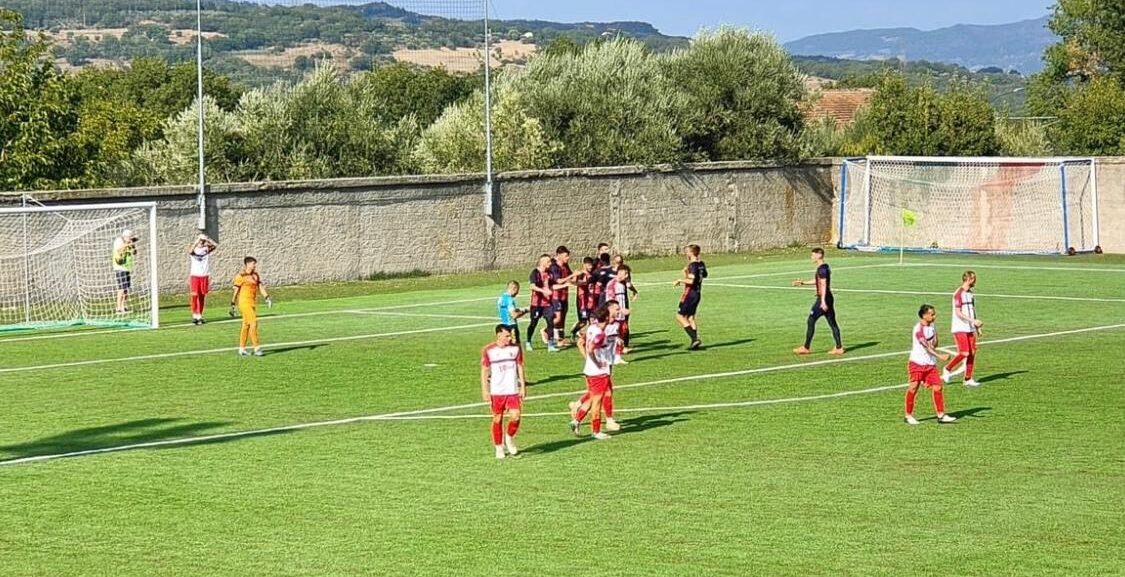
[[373, 383, 912, 421], [0, 322, 496, 375], [0, 297, 497, 345], [354, 311, 497, 321], [2, 323, 1121, 466], [708, 282, 1125, 303], [631, 263, 899, 288], [900, 262, 1125, 273]]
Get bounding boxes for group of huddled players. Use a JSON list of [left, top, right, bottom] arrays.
[[482, 243, 986, 459], [483, 243, 708, 459]]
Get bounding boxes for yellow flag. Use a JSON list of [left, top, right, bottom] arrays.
[[902, 208, 917, 227]]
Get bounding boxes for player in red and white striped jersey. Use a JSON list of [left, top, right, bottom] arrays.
[[569, 300, 622, 432], [481, 325, 527, 459], [569, 305, 616, 440], [905, 304, 956, 425], [943, 271, 984, 387]]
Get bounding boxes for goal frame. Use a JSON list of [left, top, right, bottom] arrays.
[[837, 155, 1100, 255], [0, 201, 160, 330]]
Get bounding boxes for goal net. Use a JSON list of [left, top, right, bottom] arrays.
[[838, 156, 1100, 255], [0, 202, 159, 332]]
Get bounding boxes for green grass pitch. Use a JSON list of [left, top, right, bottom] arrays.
[[2, 249, 1123, 577]]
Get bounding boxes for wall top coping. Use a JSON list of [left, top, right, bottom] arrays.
[[4, 156, 1122, 202]]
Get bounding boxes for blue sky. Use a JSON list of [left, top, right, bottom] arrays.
[[489, 0, 1051, 42]]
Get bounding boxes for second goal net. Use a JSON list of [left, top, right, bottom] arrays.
[[0, 202, 159, 332], [838, 156, 1100, 255]]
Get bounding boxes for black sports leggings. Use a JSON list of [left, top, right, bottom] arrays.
[[805, 296, 842, 349]]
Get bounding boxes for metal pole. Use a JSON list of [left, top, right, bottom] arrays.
[[1089, 158, 1099, 249], [149, 204, 160, 329], [862, 158, 874, 246], [21, 193, 31, 324], [1060, 163, 1070, 254], [195, 0, 207, 231], [482, 0, 495, 217]]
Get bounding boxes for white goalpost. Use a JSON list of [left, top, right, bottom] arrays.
[[838, 156, 1100, 255], [0, 202, 160, 332]]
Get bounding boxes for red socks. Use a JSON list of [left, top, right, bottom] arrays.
[[945, 354, 966, 373], [506, 420, 520, 437], [592, 417, 602, 434], [603, 394, 614, 419], [933, 388, 945, 414], [964, 355, 975, 380], [491, 422, 502, 445], [574, 407, 589, 423], [905, 389, 917, 415]]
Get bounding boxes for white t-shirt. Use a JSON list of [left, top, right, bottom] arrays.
[[910, 322, 938, 366], [190, 245, 213, 277], [951, 288, 977, 334], [481, 343, 523, 396], [583, 324, 614, 377]]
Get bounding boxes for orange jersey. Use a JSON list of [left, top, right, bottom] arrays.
[[233, 272, 262, 306]]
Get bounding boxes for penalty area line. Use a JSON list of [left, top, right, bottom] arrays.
[[708, 283, 1125, 304], [2, 323, 1121, 467]]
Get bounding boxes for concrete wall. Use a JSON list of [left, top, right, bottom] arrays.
[[6, 161, 838, 292], [7, 156, 1121, 294], [1093, 157, 1125, 253]]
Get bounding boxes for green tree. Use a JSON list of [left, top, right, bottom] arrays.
[[414, 74, 555, 173], [356, 63, 478, 127], [850, 74, 998, 156], [516, 38, 689, 168], [0, 10, 84, 190], [663, 27, 808, 162], [1028, 0, 1125, 154]]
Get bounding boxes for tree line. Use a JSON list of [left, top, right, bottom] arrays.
[[1, 1, 1122, 192]]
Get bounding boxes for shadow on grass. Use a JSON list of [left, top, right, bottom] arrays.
[[977, 371, 1029, 384], [844, 341, 880, 353], [530, 372, 584, 387], [947, 406, 991, 420], [629, 329, 669, 339], [521, 411, 693, 456], [265, 344, 327, 356], [0, 417, 240, 461], [698, 337, 755, 351]]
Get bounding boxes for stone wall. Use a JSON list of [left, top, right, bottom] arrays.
[[6, 161, 838, 292], [7, 156, 1121, 294]]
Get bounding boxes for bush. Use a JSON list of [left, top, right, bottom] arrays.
[[663, 27, 808, 162]]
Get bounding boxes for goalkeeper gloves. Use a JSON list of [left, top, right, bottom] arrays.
[[266, 297, 273, 309], [229, 305, 237, 318]]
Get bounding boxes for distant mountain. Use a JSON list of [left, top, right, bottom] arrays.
[[784, 16, 1055, 74]]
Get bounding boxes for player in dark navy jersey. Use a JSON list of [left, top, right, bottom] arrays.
[[526, 254, 557, 352], [548, 246, 578, 347], [792, 247, 844, 355], [673, 244, 707, 350], [591, 253, 614, 306]]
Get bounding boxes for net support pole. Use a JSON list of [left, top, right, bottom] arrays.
[[148, 204, 160, 329], [1090, 158, 1100, 248], [1060, 163, 1070, 254], [195, 0, 207, 231], [899, 207, 905, 266], [837, 161, 848, 248], [21, 193, 31, 324], [481, 0, 495, 217], [862, 160, 873, 245]]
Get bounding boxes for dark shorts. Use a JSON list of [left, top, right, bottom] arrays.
[[577, 307, 590, 321], [553, 300, 569, 315], [678, 291, 701, 317], [115, 270, 132, 292], [530, 305, 553, 320]]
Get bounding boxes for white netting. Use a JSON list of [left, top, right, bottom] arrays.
[[839, 157, 1098, 255], [0, 204, 157, 331]]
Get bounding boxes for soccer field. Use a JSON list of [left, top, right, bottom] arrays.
[[2, 249, 1123, 577]]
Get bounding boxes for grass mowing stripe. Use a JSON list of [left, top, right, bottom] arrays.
[[0, 296, 497, 345], [4, 323, 1120, 467], [900, 262, 1125, 273], [709, 282, 1125, 303], [0, 322, 495, 375]]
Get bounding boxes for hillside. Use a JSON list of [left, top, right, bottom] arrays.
[[7, 0, 688, 84], [784, 16, 1055, 74]]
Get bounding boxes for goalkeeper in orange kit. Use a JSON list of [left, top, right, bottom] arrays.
[[231, 256, 272, 357]]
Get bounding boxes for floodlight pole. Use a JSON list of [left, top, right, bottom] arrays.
[[482, 0, 495, 217], [195, 0, 207, 231]]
